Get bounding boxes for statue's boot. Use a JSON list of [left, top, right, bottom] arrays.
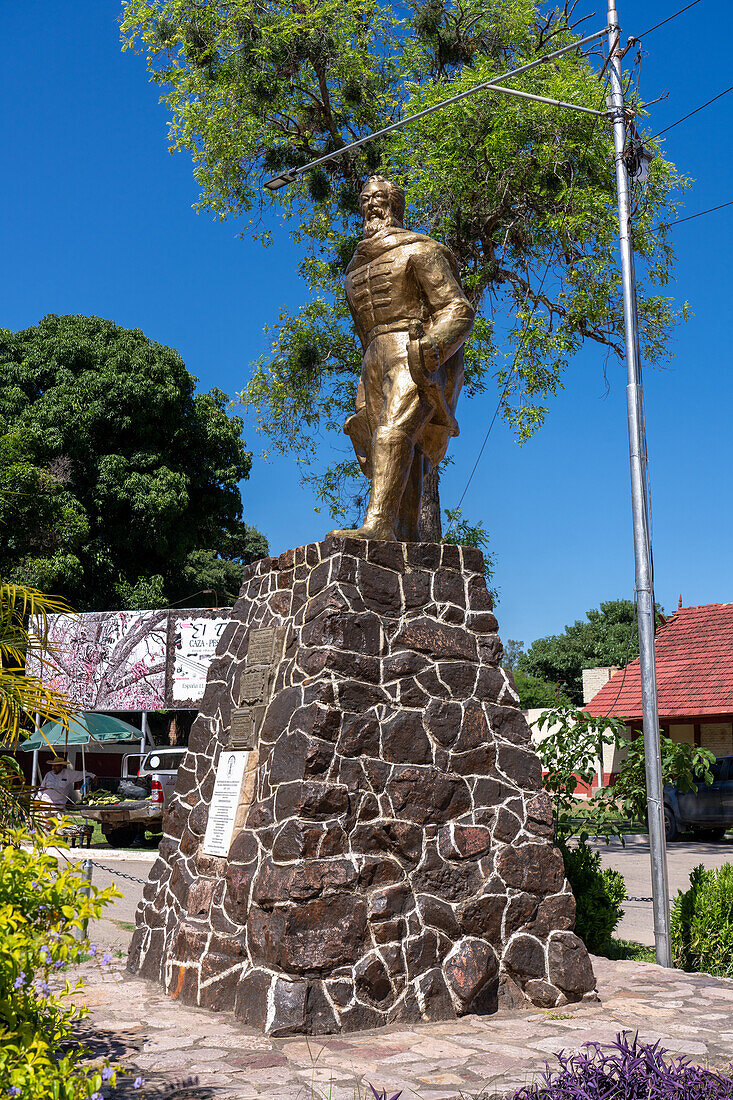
[[329, 428, 414, 542]]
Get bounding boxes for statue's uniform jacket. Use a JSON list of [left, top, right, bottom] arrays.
[[344, 228, 475, 477]]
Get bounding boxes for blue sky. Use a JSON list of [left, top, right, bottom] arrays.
[[3, 0, 732, 649]]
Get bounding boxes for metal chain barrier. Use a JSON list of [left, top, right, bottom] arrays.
[[627, 894, 676, 903], [86, 860, 148, 885]]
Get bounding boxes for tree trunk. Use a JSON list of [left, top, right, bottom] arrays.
[[418, 465, 442, 543]]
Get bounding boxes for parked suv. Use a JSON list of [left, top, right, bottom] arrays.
[[664, 755, 733, 841]]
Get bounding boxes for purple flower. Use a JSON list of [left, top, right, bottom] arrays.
[[13, 973, 25, 990], [133, 1077, 145, 1089], [369, 1088, 402, 1100], [102, 1066, 114, 1080], [54, 960, 64, 969], [91, 1093, 103, 1100], [8, 1087, 21, 1097], [101, 952, 113, 966], [511, 1033, 733, 1099], [89, 944, 98, 956], [34, 980, 51, 997]]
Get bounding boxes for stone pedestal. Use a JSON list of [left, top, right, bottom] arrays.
[[129, 538, 594, 1033]]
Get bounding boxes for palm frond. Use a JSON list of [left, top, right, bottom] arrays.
[[0, 580, 76, 748]]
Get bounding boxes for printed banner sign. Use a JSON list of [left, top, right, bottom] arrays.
[[27, 608, 231, 711], [172, 617, 229, 704]]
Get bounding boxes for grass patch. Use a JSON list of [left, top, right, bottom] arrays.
[[565, 802, 647, 836], [78, 821, 163, 850], [602, 938, 657, 963]]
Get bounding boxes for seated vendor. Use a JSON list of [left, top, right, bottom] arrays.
[[37, 757, 94, 812]]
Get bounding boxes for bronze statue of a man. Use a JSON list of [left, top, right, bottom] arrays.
[[330, 176, 475, 542]]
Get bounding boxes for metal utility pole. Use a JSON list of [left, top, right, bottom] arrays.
[[607, 0, 671, 967], [263, 0, 673, 967]]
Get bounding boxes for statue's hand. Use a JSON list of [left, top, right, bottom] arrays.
[[420, 335, 441, 376], [407, 321, 440, 379]]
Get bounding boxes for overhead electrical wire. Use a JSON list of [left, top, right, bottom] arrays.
[[651, 84, 733, 139], [454, 85, 609, 511], [662, 198, 733, 227], [632, 0, 703, 41], [454, 2, 725, 510]]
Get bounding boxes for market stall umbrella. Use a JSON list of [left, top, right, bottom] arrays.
[[21, 713, 144, 751]]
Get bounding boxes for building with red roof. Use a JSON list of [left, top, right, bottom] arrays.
[[585, 601, 733, 764]]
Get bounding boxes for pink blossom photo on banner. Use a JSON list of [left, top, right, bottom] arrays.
[[29, 610, 168, 711]]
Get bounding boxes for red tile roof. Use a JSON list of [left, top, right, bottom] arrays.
[[585, 603, 733, 720]]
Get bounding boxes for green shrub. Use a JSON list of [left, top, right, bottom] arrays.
[[560, 836, 627, 953], [0, 824, 120, 1097], [671, 863, 733, 976]]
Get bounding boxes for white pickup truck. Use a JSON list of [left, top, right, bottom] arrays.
[[78, 747, 186, 847]]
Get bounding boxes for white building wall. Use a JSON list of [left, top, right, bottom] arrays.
[[582, 666, 620, 705]]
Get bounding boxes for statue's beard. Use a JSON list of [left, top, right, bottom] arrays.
[[363, 212, 401, 238]]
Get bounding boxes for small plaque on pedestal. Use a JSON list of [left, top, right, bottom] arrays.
[[240, 665, 267, 703], [202, 750, 250, 857], [247, 627, 277, 665], [229, 707, 255, 750]]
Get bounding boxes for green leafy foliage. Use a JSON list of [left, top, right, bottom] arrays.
[[121, 0, 689, 518], [502, 638, 571, 706], [611, 735, 715, 824], [534, 704, 626, 837], [0, 315, 268, 610], [442, 506, 496, 595], [520, 599, 644, 703], [671, 863, 733, 977], [514, 670, 570, 709], [0, 757, 28, 828], [501, 638, 524, 673], [534, 705, 715, 831], [0, 825, 120, 1097], [559, 836, 626, 954]]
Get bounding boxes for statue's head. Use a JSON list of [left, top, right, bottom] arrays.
[[359, 176, 405, 238]]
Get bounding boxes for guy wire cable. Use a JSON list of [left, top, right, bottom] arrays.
[[455, 80, 611, 511]]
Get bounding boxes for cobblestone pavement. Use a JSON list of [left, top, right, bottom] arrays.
[[70, 954, 733, 1100]]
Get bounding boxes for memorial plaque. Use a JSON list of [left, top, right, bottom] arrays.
[[229, 706, 255, 750], [247, 627, 276, 666], [240, 665, 267, 704], [202, 750, 250, 857]]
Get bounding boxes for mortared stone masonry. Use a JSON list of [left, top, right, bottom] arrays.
[[129, 538, 594, 1033]]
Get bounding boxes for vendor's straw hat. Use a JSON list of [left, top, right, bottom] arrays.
[[49, 756, 70, 767]]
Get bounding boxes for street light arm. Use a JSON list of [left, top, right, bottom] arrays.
[[264, 26, 610, 190]]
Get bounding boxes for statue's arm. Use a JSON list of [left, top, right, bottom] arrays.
[[346, 293, 368, 352], [411, 246, 475, 364]]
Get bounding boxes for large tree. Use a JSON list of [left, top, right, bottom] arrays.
[[519, 597, 648, 704], [122, 0, 687, 533], [0, 315, 268, 610]]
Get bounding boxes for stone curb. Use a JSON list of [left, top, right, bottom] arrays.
[[50, 847, 158, 863]]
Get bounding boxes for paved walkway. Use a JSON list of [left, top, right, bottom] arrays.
[[71, 954, 733, 1100], [594, 835, 733, 946]]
